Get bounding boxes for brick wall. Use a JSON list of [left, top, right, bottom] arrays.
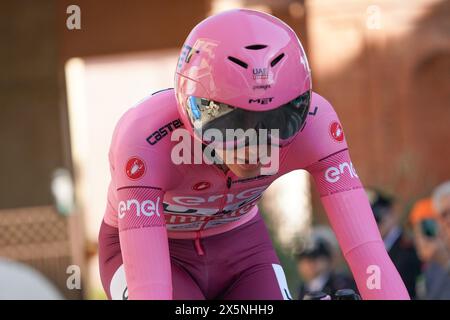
[[307, 0, 450, 220]]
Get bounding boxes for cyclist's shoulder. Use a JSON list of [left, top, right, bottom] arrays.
[[308, 91, 337, 120], [288, 91, 341, 145], [111, 88, 181, 151], [109, 89, 185, 188], [304, 92, 342, 142], [284, 92, 347, 169]]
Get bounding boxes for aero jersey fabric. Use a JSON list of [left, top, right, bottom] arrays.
[[101, 89, 409, 300]]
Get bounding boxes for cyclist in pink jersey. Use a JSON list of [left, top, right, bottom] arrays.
[[98, 9, 410, 300]]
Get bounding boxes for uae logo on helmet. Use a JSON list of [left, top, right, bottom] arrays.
[[329, 121, 344, 142], [252, 67, 269, 79], [125, 157, 146, 180]]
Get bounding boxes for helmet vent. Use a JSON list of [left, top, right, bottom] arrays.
[[245, 44, 267, 50], [227, 56, 248, 69], [270, 53, 285, 67]]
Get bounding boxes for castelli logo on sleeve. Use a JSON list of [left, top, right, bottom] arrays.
[[125, 157, 146, 180], [193, 181, 211, 191], [329, 121, 344, 142]]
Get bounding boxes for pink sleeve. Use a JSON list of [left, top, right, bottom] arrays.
[[306, 149, 410, 300], [117, 186, 172, 299], [111, 144, 179, 299], [107, 91, 185, 299]]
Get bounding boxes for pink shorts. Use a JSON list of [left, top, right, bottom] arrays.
[[98, 212, 292, 300]]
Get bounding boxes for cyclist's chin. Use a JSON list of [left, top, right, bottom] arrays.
[[227, 163, 262, 178]]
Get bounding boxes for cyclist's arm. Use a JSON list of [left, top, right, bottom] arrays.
[[306, 148, 409, 299], [112, 145, 177, 299], [117, 187, 171, 299], [294, 93, 409, 299]]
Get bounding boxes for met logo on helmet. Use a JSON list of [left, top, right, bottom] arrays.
[[118, 198, 161, 219], [325, 162, 358, 183], [249, 97, 274, 105]]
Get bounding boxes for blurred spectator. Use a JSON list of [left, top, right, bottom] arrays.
[[412, 182, 450, 300], [295, 229, 355, 300], [366, 187, 422, 298]]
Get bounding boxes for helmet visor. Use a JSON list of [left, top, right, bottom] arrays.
[[185, 90, 311, 148]]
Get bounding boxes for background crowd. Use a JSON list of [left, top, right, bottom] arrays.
[[294, 181, 450, 299]]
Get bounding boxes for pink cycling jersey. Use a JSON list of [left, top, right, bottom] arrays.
[[102, 88, 410, 300]]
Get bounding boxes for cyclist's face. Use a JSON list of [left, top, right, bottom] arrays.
[[214, 145, 272, 178], [227, 162, 263, 178]]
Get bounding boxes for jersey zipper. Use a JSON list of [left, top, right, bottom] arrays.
[[193, 160, 233, 256], [218, 174, 232, 213], [226, 176, 232, 188], [194, 231, 205, 256]]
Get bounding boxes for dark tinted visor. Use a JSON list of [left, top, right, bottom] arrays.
[[185, 90, 311, 147]]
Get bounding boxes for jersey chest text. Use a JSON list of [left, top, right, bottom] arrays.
[[162, 184, 269, 231]]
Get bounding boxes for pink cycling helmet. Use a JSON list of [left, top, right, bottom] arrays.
[[175, 9, 311, 148]]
